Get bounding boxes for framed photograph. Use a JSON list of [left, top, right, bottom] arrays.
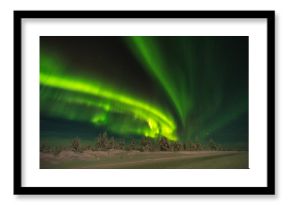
[[14, 10, 275, 195]]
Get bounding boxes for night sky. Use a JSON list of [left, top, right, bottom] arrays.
[[40, 36, 248, 145]]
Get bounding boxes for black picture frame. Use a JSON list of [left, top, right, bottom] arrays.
[[14, 10, 275, 195]]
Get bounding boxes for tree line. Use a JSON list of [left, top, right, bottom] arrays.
[[40, 132, 232, 154]]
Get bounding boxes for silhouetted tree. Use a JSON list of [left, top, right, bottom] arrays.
[[71, 137, 80, 152], [128, 138, 136, 151], [159, 137, 170, 151], [95, 132, 109, 150], [208, 138, 217, 151]]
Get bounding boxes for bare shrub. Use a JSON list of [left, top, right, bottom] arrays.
[[40, 142, 51, 153], [118, 140, 125, 150], [208, 139, 217, 151], [159, 137, 170, 151], [52, 145, 64, 155], [172, 142, 182, 151], [71, 137, 80, 152], [127, 138, 136, 151], [140, 137, 153, 152]]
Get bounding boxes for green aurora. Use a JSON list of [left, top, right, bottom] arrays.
[[40, 36, 248, 144]]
